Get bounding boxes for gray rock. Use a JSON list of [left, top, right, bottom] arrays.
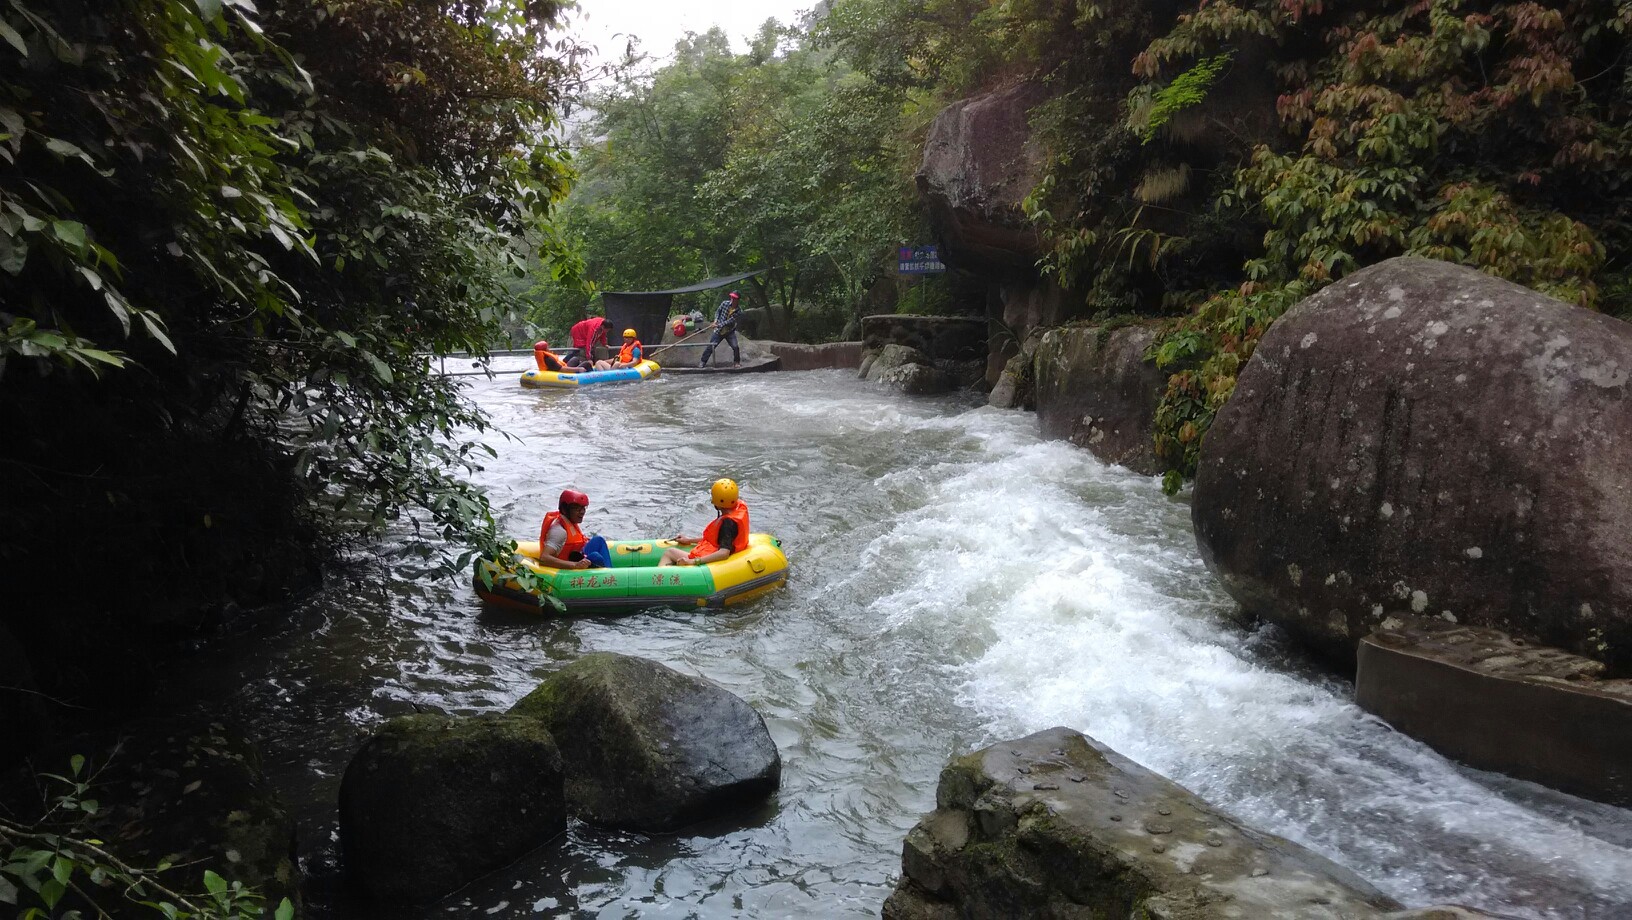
[[1034, 322, 1166, 474], [1357, 617, 1632, 807], [881, 362, 954, 396], [509, 653, 780, 832], [865, 344, 934, 382], [1194, 256, 1632, 669], [884, 727, 1496, 920], [987, 351, 1032, 409], [339, 714, 565, 902]]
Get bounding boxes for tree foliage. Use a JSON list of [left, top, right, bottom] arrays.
[[528, 17, 923, 342], [0, 0, 581, 711]]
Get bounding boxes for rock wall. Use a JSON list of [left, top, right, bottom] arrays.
[[1033, 322, 1166, 475], [1357, 618, 1632, 807], [884, 727, 1489, 920], [1194, 257, 1632, 670]]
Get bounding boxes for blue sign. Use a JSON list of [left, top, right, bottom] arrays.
[[898, 244, 946, 274]]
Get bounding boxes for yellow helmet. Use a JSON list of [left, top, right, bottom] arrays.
[[710, 478, 739, 509], [623, 328, 637, 338]]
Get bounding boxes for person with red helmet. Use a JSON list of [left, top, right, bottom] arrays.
[[660, 479, 750, 567], [699, 291, 742, 368], [533, 340, 571, 373], [539, 488, 595, 569]]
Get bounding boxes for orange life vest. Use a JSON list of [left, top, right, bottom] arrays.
[[535, 349, 568, 372], [540, 511, 587, 562], [619, 340, 642, 364], [689, 500, 750, 559]]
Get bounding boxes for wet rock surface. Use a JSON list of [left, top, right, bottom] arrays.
[[1193, 256, 1632, 669], [1033, 322, 1166, 474], [509, 652, 780, 833], [1357, 617, 1632, 806], [884, 727, 1493, 920], [338, 713, 565, 902]]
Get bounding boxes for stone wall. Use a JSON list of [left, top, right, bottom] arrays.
[[765, 341, 863, 371], [1357, 619, 1632, 807]]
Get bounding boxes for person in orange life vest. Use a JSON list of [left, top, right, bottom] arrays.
[[539, 489, 596, 570], [612, 328, 644, 368], [533, 341, 571, 373], [660, 479, 750, 567]]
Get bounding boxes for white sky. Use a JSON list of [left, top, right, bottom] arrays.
[[567, 0, 817, 69]]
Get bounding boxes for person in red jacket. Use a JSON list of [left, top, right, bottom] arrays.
[[569, 315, 611, 368], [660, 479, 750, 566], [539, 488, 595, 569]]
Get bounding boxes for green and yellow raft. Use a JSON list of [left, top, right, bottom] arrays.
[[473, 533, 789, 615]]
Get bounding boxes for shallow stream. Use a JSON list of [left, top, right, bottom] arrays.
[[156, 366, 1632, 919]]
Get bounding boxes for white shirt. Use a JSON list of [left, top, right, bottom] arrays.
[[543, 520, 569, 556]]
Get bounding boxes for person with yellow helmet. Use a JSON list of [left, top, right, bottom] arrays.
[[611, 327, 645, 368], [660, 479, 750, 567]]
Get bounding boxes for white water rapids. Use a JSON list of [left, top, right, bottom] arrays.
[[172, 367, 1632, 919]]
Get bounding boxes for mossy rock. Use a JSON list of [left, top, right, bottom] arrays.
[[510, 652, 780, 832], [338, 713, 564, 902]]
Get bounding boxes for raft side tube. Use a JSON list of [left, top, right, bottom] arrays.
[[473, 533, 787, 615]]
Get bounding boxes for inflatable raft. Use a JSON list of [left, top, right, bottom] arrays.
[[474, 533, 789, 615], [520, 359, 661, 388]]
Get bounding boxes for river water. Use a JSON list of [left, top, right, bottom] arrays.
[[169, 366, 1632, 919]]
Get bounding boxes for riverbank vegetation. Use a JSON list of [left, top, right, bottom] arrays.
[[0, 0, 581, 744], [818, 0, 1632, 488]]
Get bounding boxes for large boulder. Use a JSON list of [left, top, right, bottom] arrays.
[[1033, 322, 1166, 474], [1194, 257, 1632, 669], [917, 83, 1048, 271], [1356, 617, 1632, 807], [339, 713, 565, 902], [884, 727, 1492, 920], [509, 653, 780, 832]]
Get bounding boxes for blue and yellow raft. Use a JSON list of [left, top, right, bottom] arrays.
[[520, 359, 660, 388], [474, 533, 789, 615]]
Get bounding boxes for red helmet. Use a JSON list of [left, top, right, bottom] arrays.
[[558, 489, 589, 510], [534, 340, 550, 351], [728, 291, 739, 300]]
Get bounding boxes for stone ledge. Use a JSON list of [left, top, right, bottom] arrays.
[[1356, 618, 1632, 807]]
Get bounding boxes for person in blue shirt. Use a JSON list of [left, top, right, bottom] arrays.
[[699, 291, 742, 368]]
